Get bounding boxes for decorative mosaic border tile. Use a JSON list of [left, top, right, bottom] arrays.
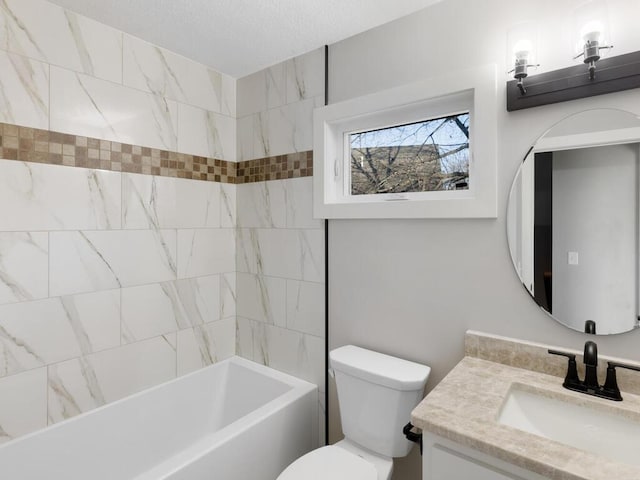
[[235, 151, 313, 184], [0, 122, 314, 184]]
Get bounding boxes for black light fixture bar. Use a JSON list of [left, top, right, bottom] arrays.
[[507, 50, 640, 111]]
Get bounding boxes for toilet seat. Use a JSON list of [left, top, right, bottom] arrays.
[[277, 445, 378, 480]]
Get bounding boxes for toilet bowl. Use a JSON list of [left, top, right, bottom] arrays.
[[276, 345, 430, 480]]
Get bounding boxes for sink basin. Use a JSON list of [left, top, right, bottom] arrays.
[[498, 385, 640, 466]]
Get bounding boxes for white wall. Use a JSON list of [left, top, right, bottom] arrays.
[[326, 0, 640, 477], [552, 144, 638, 334]]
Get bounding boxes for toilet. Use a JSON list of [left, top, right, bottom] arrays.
[[277, 345, 431, 480]]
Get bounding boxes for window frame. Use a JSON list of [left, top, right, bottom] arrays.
[[313, 64, 498, 219]]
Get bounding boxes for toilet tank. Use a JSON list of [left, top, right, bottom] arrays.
[[329, 346, 431, 458]]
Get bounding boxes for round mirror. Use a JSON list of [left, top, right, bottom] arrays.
[[507, 108, 640, 335]]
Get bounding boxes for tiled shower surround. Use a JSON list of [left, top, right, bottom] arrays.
[[0, 0, 325, 445]]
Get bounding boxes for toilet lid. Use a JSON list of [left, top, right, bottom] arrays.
[[278, 446, 378, 480]]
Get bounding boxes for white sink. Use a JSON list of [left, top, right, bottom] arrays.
[[497, 385, 640, 466]]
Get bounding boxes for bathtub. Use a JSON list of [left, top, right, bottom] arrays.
[[0, 356, 318, 480]]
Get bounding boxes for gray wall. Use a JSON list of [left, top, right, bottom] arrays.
[[325, 0, 640, 478]]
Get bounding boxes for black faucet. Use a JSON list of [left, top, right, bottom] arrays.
[[549, 341, 640, 401], [582, 341, 599, 391]]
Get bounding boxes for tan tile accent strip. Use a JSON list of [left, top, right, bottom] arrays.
[[235, 151, 313, 184], [0, 121, 315, 184], [465, 330, 640, 396]]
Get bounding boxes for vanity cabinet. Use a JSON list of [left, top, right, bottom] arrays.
[[423, 433, 548, 480]]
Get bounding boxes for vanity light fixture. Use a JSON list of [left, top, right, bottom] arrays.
[[507, 0, 640, 112]]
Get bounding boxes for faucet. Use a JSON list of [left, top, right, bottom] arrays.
[[549, 340, 640, 401], [582, 341, 599, 391]]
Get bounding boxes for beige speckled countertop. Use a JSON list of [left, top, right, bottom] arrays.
[[411, 356, 640, 480]]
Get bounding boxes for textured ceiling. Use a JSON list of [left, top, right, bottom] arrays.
[[47, 0, 442, 78]]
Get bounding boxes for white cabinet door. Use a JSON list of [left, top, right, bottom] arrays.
[[431, 446, 524, 480]]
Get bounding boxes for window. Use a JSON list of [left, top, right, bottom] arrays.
[[313, 64, 497, 219], [349, 113, 470, 196]]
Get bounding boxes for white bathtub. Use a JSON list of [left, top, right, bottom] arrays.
[[0, 356, 318, 480]]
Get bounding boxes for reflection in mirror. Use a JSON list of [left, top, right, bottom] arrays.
[[507, 109, 640, 335]]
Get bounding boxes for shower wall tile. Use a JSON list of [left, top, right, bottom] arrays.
[[176, 318, 236, 376], [0, 368, 47, 444], [47, 334, 177, 424], [49, 230, 177, 297], [237, 273, 286, 327], [177, 103, 236, 161], [0, 160, 121, 231], [237, 63, 286, 117], [220, 183, 237, 228], [220, 272, 237, 319], [286, 280, 325, 337], [0, 290, 121, 378], [0, 0, 122, 83], [236, 115, 254, 162], [285, 48, 325, 104], [237, 228, 324, 282], [177, 229, 235, 278], [0, 232, 48, 305], [50, 67, 179, 152], [122, 35, 235, 116], [237, 181, 286, 228], [0, 51, 49, 129], [252, 97, 317, 159], [285, 177, 323, 229], [122, 173, 222, 230], [237, 317, 324, 390], [121, 276, 221, 343]]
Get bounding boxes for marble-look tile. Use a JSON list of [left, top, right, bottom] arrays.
[[0, 0, 122, 83], [285, 48, 325, 104], [177, 103, 236, 161], [176, 178, 221, 228], [122, 35, 235, 116], [176, 318, 235, 376], [286, 280, 325, 337], [177, 229, 235, 279], [252, 97, 316, 158], [49, 230, 177, 296], [235, 317, 255, 361], [237, 62, 286, 117], [0, 160, 121, 231], [237, 273, 286, 327], [0, 368, 47, 444], [237, 228, 324, 282], [123, 174, 221, 229], [0, 232, 48, 305], [122, 173, 176, 229], [0, 51, 48, 129], [239, 318, 324, 389], [220, 183, 236, 228], [0, 290, 120, 378], [47, 334, 176, 423], [50, 66, 178, 151], [121, 276, 221, 343], [220, 272, 236, 319], [285, 177, 324, 229], [237, 181, 286, 228], [236, 115, 254, 161]]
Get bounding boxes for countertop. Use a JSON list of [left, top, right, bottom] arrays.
[[411, 356, 640, 480]]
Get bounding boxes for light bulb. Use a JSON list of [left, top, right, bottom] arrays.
[[513, 39, 533, 60], [580, 20, 603, 43]]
